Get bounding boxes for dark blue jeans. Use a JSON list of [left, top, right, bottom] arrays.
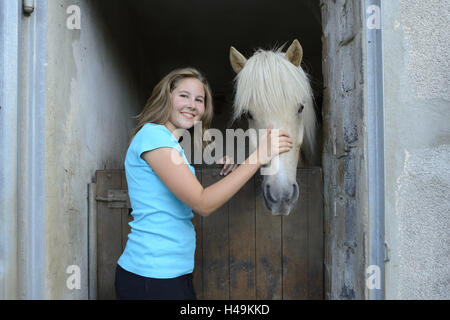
[[114, 264, 196, 300]]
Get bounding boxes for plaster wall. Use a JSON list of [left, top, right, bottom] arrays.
[[43, 0, 144, 299], [382, 0, 450, 299]]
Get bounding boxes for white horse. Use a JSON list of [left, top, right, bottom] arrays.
[[229, 39, 317, 216]]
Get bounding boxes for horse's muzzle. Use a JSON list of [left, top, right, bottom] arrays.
[[263, 183, 299, 216]]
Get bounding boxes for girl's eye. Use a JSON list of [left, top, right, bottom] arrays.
[[196, 99, 204, 103], [181, 94, 188, 98], [298, 104, 304, 114]]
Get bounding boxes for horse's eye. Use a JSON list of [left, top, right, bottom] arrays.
[[246, 112, 253, 120], [298, 104, 304, 114]]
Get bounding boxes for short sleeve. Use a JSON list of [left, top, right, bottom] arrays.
[[133, 124, 181, 160]]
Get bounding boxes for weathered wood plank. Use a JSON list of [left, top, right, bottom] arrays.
[[255, 173, 282, 300], [282, 169, 309, 299], [229, 174, 256, 299], [121, 170, 132, 252], [308, 167, 324, 299], [96, 170, 123, 300], [192, 167, 203, 300], [201, 168, 229, 299]]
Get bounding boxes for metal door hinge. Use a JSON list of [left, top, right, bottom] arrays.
[[96, 189, 131, 209], [23, 0, 35, 15]]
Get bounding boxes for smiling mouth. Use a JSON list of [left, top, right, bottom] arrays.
[[181, 112, 195, 119]]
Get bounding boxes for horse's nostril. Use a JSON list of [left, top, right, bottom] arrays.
[[265, 184, 277, 202], [290, 184, 299, 201]]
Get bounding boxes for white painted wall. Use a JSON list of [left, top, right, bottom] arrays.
[[382, 0, 450, 299], [43, 0, 145, 299]]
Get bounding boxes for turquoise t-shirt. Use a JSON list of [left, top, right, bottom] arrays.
[[117, 123, 196, 278]]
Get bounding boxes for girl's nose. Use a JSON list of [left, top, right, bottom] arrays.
[[185, 100, 194, 109], [189, 98, 197, 107]]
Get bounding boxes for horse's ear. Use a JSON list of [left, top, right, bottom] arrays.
[[230, 46, 247, 74], [285, 39, 303, 67]]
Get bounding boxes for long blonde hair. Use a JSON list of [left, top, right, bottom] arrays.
[[128, 67, 214, 150]]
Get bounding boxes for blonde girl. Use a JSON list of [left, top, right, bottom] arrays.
[[115, 67, 293, 300]]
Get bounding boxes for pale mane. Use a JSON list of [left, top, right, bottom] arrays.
[[232, 47, 317, 156]]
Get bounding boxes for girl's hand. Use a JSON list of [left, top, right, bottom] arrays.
[[256, 124, 293, 165], [218, 155, 238, 176]]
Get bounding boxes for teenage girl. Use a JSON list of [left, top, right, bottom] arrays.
[[114, 67, 293, 300]]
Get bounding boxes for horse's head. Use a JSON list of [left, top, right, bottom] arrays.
[[229, 39, 316, 216]]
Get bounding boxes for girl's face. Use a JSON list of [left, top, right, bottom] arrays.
[[165, 78, 206, 132]]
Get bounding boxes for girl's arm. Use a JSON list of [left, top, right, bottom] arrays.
[[142, 125, 292, 216]]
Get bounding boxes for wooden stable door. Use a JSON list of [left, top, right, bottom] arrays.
[[94, 168, 323, 300]]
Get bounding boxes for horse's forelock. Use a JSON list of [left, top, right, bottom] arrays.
[[234, 50, 311, 115], [232, 48, 317, 155]]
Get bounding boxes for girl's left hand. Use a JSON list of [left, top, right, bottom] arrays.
[[217, 155, 238, 176]]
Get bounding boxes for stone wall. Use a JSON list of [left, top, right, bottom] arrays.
[[382, 0, 450, 299]]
